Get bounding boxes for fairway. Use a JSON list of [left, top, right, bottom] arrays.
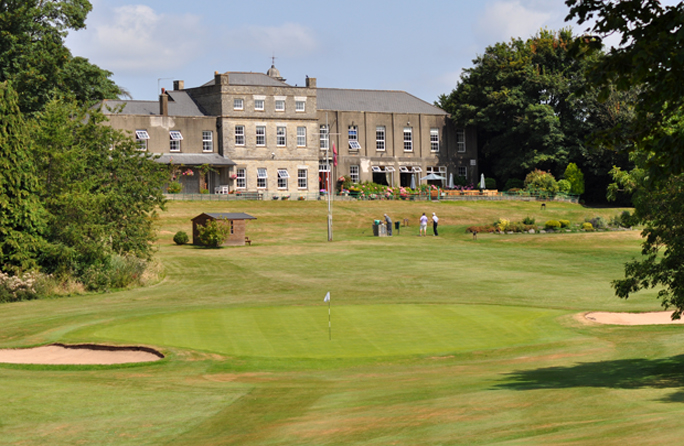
[[73, 304, 575, 358], [6, 200, 684, 446]]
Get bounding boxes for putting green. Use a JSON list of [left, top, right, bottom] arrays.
[[72, 304, 575, 359]]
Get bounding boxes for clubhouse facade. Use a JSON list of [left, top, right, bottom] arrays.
[[100, 65, 477, 195]]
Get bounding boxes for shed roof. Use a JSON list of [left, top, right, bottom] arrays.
[[317, 88, 447, 115], [100, 91, 206, 117], [193, 213, 257, 221]]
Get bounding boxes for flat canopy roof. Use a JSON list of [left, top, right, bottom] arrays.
[[155, 153, 236, 166], [192, 212, 257, 221]]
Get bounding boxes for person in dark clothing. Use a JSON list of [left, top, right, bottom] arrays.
[[432, 212, 439, 236], [384, 214, 393, 236]]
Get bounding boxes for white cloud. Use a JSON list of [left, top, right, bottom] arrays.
[[223, 23, 320, 57], [66, 4, 205, 75], [475, 1, 556, 43]]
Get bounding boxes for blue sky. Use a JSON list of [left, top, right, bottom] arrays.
[[63, 0, 635, 103]]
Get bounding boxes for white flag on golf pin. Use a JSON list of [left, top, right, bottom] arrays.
[[324, 292, 330, 303]]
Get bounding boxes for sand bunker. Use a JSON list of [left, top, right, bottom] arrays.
[[584, 311, 684, 326], [0, 343, 164, 365]]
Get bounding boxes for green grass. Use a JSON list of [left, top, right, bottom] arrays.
[[71, 304, 576, 359], [3, 199, 684, 445]]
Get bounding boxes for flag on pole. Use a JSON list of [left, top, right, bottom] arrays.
[[332, 143, 338, 166], [324, 292, 330, 303]]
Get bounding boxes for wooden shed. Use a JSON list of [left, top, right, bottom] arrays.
[[191, 212, 257, 246]]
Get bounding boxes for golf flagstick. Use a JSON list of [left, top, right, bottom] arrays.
[[324, 292, 331, 340]]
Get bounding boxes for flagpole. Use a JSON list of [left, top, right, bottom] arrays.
[[328, 297, 331, 340], [326, 113, 333, 242]]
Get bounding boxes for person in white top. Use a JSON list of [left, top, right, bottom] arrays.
[[419, 213, 428, 236], [432, 212, 439, 236]]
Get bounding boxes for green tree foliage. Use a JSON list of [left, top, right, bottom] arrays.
[[563, 162, 585, 195], [566, 1, 684, 316], [567, 0, 684, 180], [197, 220, 232, 248], [0, 0, 122, 114], [0, 82, 46, 272], [438, 28, 633, 201], [31, 100, 167, 281], [524, 169, 558, 194]]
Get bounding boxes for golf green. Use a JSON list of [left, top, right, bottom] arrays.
[[72, 304, 577, 359]]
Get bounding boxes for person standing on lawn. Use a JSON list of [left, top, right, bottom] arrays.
[[432, 212, 439, 236], [419, 213, 428, 236]]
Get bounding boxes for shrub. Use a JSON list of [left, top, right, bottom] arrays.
[[557, 179, 572, 194], [504, 178, 524, 191], [167, 182, 182, 194], [199, 188, 209, 194], [0, 271, 53, 303], [495, 218, 510, 232], [582, 222, 594, 231], [545, 220, 561, 230], [80, 255, 147, 291], [173, 231, 189, 245], [522, 216, 535, 225], [197, 219, 232, 248], [559, 219, 570, 228], [485, 178, 497, 190], [564, 163, 585, 195], [586, 216, 607, 229], [466, 225, 497, 233], [525, 169, 558, 194]]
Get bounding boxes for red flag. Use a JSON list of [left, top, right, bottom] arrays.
[[333, 142, 338, 166]]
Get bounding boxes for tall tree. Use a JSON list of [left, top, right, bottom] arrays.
[[438, 28, 633, 200], [0, 0, 121, 114], [0, 82, 46, 272], [32, 100, 168, 280], [566, 0, 684, 316]]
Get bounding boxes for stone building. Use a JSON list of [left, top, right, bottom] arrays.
[[100, 64, 477, 195]]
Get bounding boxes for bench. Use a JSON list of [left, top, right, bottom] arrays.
[[245, 237, 252, 246]]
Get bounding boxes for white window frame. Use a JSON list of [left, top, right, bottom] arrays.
[[457, 129, 466, 153], [295, 99, 306, 112], [234, 98, 244, 110], [399, 166, 410, 173], [257, 167, 268, 189], [458, 166, 467, 178], [254, 98, 265, 111], [297, 168, 307, 189], [430, 128, 439, 152], [348, 125, 361, 151], [404, 127, 413, 152], [376, 126, 385, 151], [320, 125, 329, 150], [297, 127, 306, 147], [277, 169, 289, 189], [203, 131, 213, 152], [276, 126, 286, 147], [169, 131, 182, 152], [256, 126, 266, 146], [275, 97, 285, 112], [135, 130, 149, 151], [236, 168, 246, 189], [350, 165, 360, 183], [235, 125, 245, 146], [319, 160, 331, 172]]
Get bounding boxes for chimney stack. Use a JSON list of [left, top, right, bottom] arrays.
[[160, 91, 169, 116], [306, 77, 317, 88], [173, 80, 184, 90]]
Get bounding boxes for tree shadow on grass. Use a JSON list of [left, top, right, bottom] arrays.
[[496, 355, 684, 403]]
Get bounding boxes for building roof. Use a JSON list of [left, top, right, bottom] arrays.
[[193, 212, 257, 221], [153, 153, 236, 166], [100, 91, 206, 117], [201, 72, 290, 88], [317, 88, 447, 115]]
